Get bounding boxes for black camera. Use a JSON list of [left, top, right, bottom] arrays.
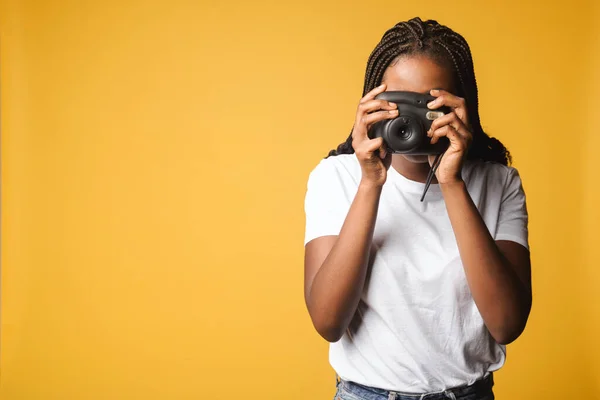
[[368, 91, 451, 155]]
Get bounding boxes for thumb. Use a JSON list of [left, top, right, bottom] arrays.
[[364, 137, 384, 154]]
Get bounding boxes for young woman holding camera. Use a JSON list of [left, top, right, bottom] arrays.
[[303, 17, 531, 400]]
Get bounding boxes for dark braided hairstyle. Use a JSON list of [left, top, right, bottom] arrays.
[[327, 17, 511, 165]]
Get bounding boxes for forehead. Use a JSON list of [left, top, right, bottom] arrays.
[[381, 55, 455, 94]]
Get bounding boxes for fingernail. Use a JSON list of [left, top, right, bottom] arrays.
[[431, 89, 439, 94], [389, 109, 398, 114], [427, 101, 436, 108], [379, 83, 386, 88], [388, 102, 397, 108]]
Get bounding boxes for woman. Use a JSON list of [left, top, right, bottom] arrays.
[[303, 17, 531, 400]]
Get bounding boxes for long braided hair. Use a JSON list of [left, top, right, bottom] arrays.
[[327, 17, 511, 165]]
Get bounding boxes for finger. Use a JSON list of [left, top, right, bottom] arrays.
[[428, 89, 469, 126], [429, 125, 467, 149], [354, 137, 385, 161], [358, 99, 398, 114], [354, 132, 385, 155], [362, 108, 399, 128], [428, 112, 466, 137], [361, 83, 388, 103], [379, 143, 388, 160], [435, 117, 473, 145], [353, 99, 397, 143], [353, 109, 399, 144], [363, 137, 385, 154], [455, 123, 473, 145], [428, 89, 465, 109]]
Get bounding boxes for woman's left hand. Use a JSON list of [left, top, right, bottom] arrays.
[[426, 89, 473, 184]]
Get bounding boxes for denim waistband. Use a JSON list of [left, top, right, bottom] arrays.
[[336, 373, 494, 400]]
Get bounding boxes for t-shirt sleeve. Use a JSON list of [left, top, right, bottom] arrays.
[[303, 159, 354, 246], [494, 167, 529, 249]]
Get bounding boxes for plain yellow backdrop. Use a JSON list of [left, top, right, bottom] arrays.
[[1, 0, 599, 399]]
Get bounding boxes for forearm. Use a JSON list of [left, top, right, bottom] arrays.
[[442, 181, 531, 344], [308, 182, 382, 341]]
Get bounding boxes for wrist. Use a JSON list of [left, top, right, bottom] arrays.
[[358, 179, 384, 193], [440, 179, 466, 193]]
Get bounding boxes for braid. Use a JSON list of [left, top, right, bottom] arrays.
[[327, 17, 512, 166]]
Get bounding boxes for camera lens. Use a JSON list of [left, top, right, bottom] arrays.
[[399, 125, 410, 140], [385, 113, 423, 153]]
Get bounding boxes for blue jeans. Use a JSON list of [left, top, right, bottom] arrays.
[[333, 374, 494, 400]]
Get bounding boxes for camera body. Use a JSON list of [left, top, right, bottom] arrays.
[[369, 91, 451, 155]]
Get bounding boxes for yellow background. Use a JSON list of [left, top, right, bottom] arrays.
[[1, 0, 599, 399]]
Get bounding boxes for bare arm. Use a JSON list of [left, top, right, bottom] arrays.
[[304, 183, 381, 342], [442, 182, 532, 344], [303, 83, 397, 342], [427, 89, 532, 344]]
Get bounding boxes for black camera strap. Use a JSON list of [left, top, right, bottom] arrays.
[[420, 150, 446, 202]]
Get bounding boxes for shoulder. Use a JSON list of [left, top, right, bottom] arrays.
[[463, 160, 525, 196], [304, 154, 360, 216], [306, 154, 361, 185]]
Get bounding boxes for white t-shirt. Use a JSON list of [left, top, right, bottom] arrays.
[[303, 153, 529, 393]]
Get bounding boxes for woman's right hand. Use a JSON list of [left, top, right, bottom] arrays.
[[352, 83, 398, 187]]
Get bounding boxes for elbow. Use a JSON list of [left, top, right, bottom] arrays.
[[490, 318, 528, 345], [492, 296, 532, 345], [317, 326, 344, 343], [492, 329, 522, 345], [312, 316, 345, 342], [307, 308, 346, 343], [491, 311, 531, 345], [305, 293, 347, 342]]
